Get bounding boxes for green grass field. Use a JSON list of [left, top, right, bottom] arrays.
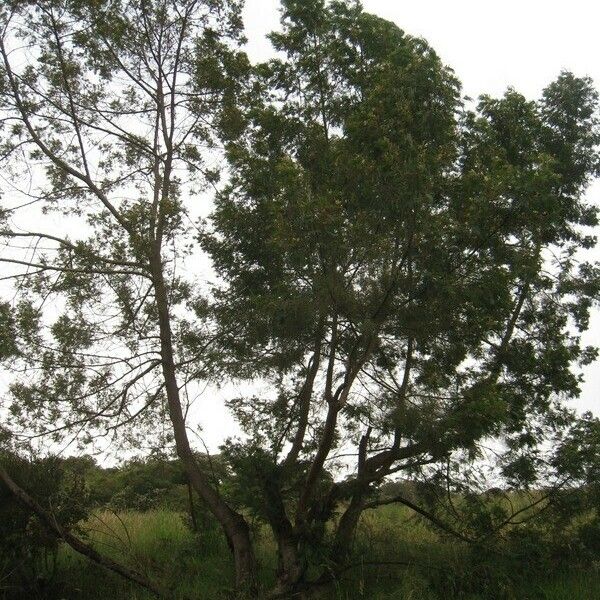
[[46, 507, 600, 600]]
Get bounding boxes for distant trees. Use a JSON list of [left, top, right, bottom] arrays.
[[1, 0, 599, 597]]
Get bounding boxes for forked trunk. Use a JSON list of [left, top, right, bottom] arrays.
[[331, 494, 365, 566], [269, 533, 304, 598], [263, 479, 305, 597]]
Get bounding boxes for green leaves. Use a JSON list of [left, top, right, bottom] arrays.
[[201, 1, 600, 517], [51, 314, 94, 352], [0, 302, 18, 360], [552, 413, 600, 483]]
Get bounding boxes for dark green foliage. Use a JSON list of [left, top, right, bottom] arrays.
[[0, 302, 18, 360], [87, 455, 220, 517], [89, 455, 230, 542], [206, 4, 599, 437], [197, 0, 600, 588], [88, 458, 189, 511], [0, 452, 90, 599]]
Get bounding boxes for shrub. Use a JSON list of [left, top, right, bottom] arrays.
[[0, 452, 90, 599]]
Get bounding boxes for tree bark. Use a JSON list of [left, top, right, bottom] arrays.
[[186, 476, 198, 533], [331, 493, 365, 565], [263, 477, 304, 596]]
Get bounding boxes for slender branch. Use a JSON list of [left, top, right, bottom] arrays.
[[0, 231, 145, 270], [0, 37, 134, 235], [0, 257, 148, 278], [0, 463, 166, 597], [282, 319, 325, 468], [363, 493, 475, 543]]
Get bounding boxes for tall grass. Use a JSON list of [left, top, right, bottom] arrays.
[[46, 507, 600, 600], [56, 510, 233, 599]]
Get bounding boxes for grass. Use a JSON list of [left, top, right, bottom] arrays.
[[56, 510, 234, 599], [34, 507, 599, 599]]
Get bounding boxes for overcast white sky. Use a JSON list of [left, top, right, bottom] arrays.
[[244, 0, 600, 101], [238, 0, 600, 419]]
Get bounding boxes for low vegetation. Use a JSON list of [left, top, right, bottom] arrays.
[[2, 454, 599, 599], [16, 508, 600, 600]]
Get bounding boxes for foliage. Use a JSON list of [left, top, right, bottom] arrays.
[[199, 0, 600, 590], [0, 452, 90, 599], [86, 454, 224, 536]]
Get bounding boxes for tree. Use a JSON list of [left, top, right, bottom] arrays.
[[0, 0, 258, 591], [200, 0, 600, 594], [0, 0, 599, 597]]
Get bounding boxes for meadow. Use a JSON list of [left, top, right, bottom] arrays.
[[42, 506, 600, 600]]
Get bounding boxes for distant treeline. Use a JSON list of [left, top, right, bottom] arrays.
[[1, 451, 226, 517]]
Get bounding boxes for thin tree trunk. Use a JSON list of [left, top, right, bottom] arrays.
[[187, 476, 198, 533], [270, 531, 304, 598], [151, 256, 257, 591], [331, 493, 364, 563]]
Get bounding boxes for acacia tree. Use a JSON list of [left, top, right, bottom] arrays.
[[0, 0, 259, 590], [200, 0, 600, 594]]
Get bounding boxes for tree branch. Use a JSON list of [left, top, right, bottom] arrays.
[[0, 463, 166, 597]]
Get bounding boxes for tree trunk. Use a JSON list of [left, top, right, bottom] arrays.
[[331, 493, 365, 567], [186, 476, 198, 533], [261, 474, 304, 596], [151, 255, 257, 591], [273, 520, 305, 594]]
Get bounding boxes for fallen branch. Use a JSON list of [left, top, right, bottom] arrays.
[[0, 464, 166, 598]]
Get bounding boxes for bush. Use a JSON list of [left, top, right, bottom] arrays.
[[0, 452, 90, 599]]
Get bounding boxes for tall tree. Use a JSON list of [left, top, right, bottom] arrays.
[[0, 0, 257, 590], [201, 0, 600, 594]]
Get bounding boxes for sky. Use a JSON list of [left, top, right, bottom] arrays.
[[244, 0, 600, 101]]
